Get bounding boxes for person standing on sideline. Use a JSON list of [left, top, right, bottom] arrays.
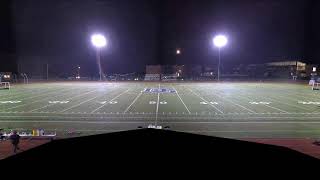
[[0, 129, 5, 141], [9, 130, 20, 153]]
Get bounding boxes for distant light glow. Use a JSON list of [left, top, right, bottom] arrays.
[[213, 35, 228, 48], [3, 75, 10, 78], [91, 34, 107, 48], [76, 76, 80, 79], [176, 49, 181, 55], [78, 66, 81, 69], [313, 67, 317, 72]]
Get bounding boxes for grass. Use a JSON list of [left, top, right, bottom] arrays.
[[0, 81, 320, 138]]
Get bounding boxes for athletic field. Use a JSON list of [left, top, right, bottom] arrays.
[[0, 82, 320, 138]]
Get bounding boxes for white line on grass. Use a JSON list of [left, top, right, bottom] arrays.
[[224, 87, 290, 114], [207, 90, 256, 113], [59, 94, 102, 113], [28, 89, 97, 112], [249, 92, 312, 112], [1, 88, 77, 111], [1, 115, 320, 120], [90, 89, 130, 113], [123, 90, 143, 113], [187, 87, 224, 114], [1, 120, 320, 124], [155, 84, 160, 125], [172, 86, 191, 114], [0, 89, 47, 101], [264, 104, 289, 114], [3, 87, 65, 103]]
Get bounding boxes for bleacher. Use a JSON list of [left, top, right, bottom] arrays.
[[144, 74, 160, 81]]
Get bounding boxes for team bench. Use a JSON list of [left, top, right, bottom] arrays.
[[0, 82, 10, 90], [310, 80, 320, 90]]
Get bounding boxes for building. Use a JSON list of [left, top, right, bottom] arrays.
[[265, 61, 307, 79], [146, 65, 162, 75]]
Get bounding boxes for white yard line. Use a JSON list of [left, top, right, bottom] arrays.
[[264, 104, 289, 114], [263, 95, 312, 112], [226, 87, 290, 114], [172, 86, 191, 114], [123, 90, 143, 113], [187, 87, 224, 114], [2, 88, 76, 111], [90, 89, 130, 113], [59, 95, 101, 113], [207, 90, 256, 113], [6, 88, 64, 102], [155, 84, 160, 125], [29, 89, 97, 112], [1, 120, 320, 124], [0, 89, 46, 100]]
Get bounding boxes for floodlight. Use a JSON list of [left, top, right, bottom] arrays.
[[213, 35, 228, 48], [91, 34, 107, 48]]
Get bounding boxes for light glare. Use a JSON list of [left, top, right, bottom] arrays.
[[213, 35, 228, 48], [91, 34, 107, 48]]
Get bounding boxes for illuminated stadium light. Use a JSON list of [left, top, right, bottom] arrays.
[[213, 35, 228, 81], [91, 34, 108, 81], [213, 35, 228, 48], [91, 34, 107, 48]]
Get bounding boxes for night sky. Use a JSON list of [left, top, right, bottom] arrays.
[[1, 0, 320, 76]]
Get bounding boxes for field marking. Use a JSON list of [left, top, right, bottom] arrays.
[[1, 111, 320, 115], [187, 87, 224, 114], [155, 84, 160, 125], [59, 94, 102, 113], [219, 87, 290, 114], [123, 90, 143, 113], [3, 87, 66, 102], [29, 89, 97, 113], [263, 104, 289, 114], [1, 120, 320, 124], [1, 88, 78, 111], [250, 93, 313, 112], [90, 89, 130, 113], [0, 86, 61, 100], [203, 89, 256, 113], [172, 86, 191, 114], [0, 90, 41, 101]]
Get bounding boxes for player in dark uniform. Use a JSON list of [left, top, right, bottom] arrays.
[[9, 130, 21, 153]]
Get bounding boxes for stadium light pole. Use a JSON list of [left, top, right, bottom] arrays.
[[91, 34, 107, 81], [213, 35, 228, 81]]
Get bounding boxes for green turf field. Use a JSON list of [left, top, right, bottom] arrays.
[[0, 82, 320, 138]]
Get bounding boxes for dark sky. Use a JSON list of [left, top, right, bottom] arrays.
[[1, 0, 320, 75]]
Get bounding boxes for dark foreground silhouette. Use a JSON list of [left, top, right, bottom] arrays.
[[1, 129, 319, 172]]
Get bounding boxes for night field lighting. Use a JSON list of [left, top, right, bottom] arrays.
[[213, 35, 228, 48], [213, 35, 228, 81], [91, 34, 107, 81], [91, 34, 107, 48]]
